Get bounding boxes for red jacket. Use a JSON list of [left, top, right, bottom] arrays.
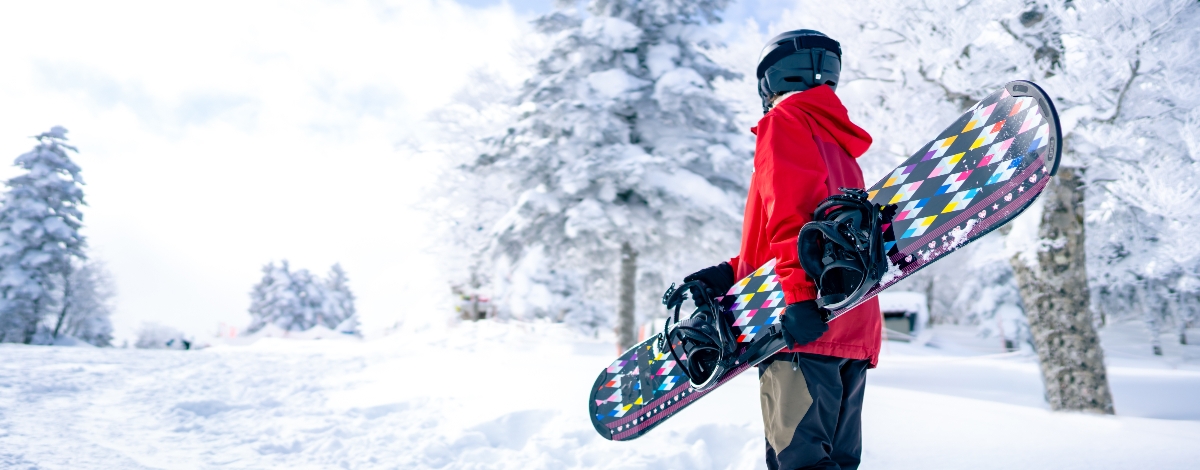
[[728, 85, 883, 367]]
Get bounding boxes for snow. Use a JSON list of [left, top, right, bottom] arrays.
[[245, 323, 355, 341], [586, 69, 649, 100], [581, 16, 641, 51], [47, 334, 94, 348], [644, 43, 680, 80], [878, 255, 904, 286], [877, 291, 926, 315], [651, 68, 707, 110], [2, 321, 1199, 469], [877, 291, 930, 335], [946, 218, 977, 249]]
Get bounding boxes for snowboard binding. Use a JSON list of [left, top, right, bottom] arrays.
[[659, 281, 736, 390], [798, 188, 894, 310]]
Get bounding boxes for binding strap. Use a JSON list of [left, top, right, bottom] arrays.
[[798, 188, 892, 311]]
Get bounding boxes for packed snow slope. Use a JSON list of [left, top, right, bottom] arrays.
[[2, 321, 1199, 469]]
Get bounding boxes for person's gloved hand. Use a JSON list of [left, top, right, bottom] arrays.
[[683, 262, 736, 296], [781, 300, 830, 347]]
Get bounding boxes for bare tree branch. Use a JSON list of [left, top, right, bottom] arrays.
[[917, 62, 975, 111], [998, 19, 1039, 50], [1101, 58, 1141, 124]]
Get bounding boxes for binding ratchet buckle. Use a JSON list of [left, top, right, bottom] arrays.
[[659, 281, 736, 390]]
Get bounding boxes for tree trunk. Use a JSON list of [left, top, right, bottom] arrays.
[[616, 242, 638, 352], [923, 277, 937, 325], [23, 298, 41, 344], [1139, 280, 1165, 356], [1010, 167, 1114, 414], [53, 267, 74, 339], [1169, 289, 1187, 346]]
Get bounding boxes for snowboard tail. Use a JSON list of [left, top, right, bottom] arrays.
[[589, 262, 788, 441], [589, 80, 1061, 441]]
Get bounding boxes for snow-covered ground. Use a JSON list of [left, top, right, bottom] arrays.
[[2, 322, 1199, 469]]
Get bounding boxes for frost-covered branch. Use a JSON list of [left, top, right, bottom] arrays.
[[1100, 58, 1140, 124]]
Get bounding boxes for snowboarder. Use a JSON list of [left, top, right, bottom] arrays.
[[683, 30, 881, 470]]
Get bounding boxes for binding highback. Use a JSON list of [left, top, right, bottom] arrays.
[[797, 188, 892, 310], [659, 281, 736, 390]]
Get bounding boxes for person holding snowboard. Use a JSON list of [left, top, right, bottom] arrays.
[[684, 30, 881, 470]]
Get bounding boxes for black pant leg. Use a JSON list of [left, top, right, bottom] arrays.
[[760, 353, 870, 470], [761, 353, 839, 470], [830, 358, 869, 470], [765, 439, 780, 470]]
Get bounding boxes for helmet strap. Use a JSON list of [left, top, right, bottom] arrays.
[[810, 48, 825, 85]]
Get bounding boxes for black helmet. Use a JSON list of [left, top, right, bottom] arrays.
[[757, 29, 842, 113]]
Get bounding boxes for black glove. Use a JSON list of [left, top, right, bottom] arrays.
[[683, 262, 736, 296], [781, 300, 830, 347]]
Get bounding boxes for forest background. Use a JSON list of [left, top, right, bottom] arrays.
[[434, 0, 1200, 359], [0, 0, 1196, 352]]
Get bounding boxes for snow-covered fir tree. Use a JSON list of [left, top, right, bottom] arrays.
[[0, 126, 87, 344], [324, 263, 360, 336], [437, 0, 751, 336], [248, 261, 327, 333], [51, 259, 115, 347], [247, 260, 358, 334]]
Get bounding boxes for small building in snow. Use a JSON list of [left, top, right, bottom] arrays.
[[877, 291, 930, 341]]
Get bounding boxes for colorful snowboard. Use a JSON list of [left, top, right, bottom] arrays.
[[589, 80, 1062, 441]]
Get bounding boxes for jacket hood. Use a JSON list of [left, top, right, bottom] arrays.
[[754, 85, 872, 159]]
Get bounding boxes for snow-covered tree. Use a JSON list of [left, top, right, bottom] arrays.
[[753, 0, 1199, 341], [1081, 15, 1200, 347], [949, 234, 1029, 347], [248, 261, 327, 333], [51, 259, 115, 347], [0, 126, 87, 344], [247, 260, 358, 334], [740, 0, 1198, 412], [436, 0, 752, 340], [324, 263, 360, 336], [890, 0, 1194, 343], [135, 322, 187, 349]]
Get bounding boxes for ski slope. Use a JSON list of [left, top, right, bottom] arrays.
[[2, 321, 1199, 469]]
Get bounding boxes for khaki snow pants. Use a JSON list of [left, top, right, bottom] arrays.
[[758, 353, 869, 470]]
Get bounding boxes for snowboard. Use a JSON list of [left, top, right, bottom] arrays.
[[589, 80, 1062, 441]]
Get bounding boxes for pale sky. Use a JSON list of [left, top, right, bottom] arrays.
[[0, 0, 783, 342]]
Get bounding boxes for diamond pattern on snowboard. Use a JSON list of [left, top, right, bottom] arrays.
[[867, 86, 1053, 263]]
